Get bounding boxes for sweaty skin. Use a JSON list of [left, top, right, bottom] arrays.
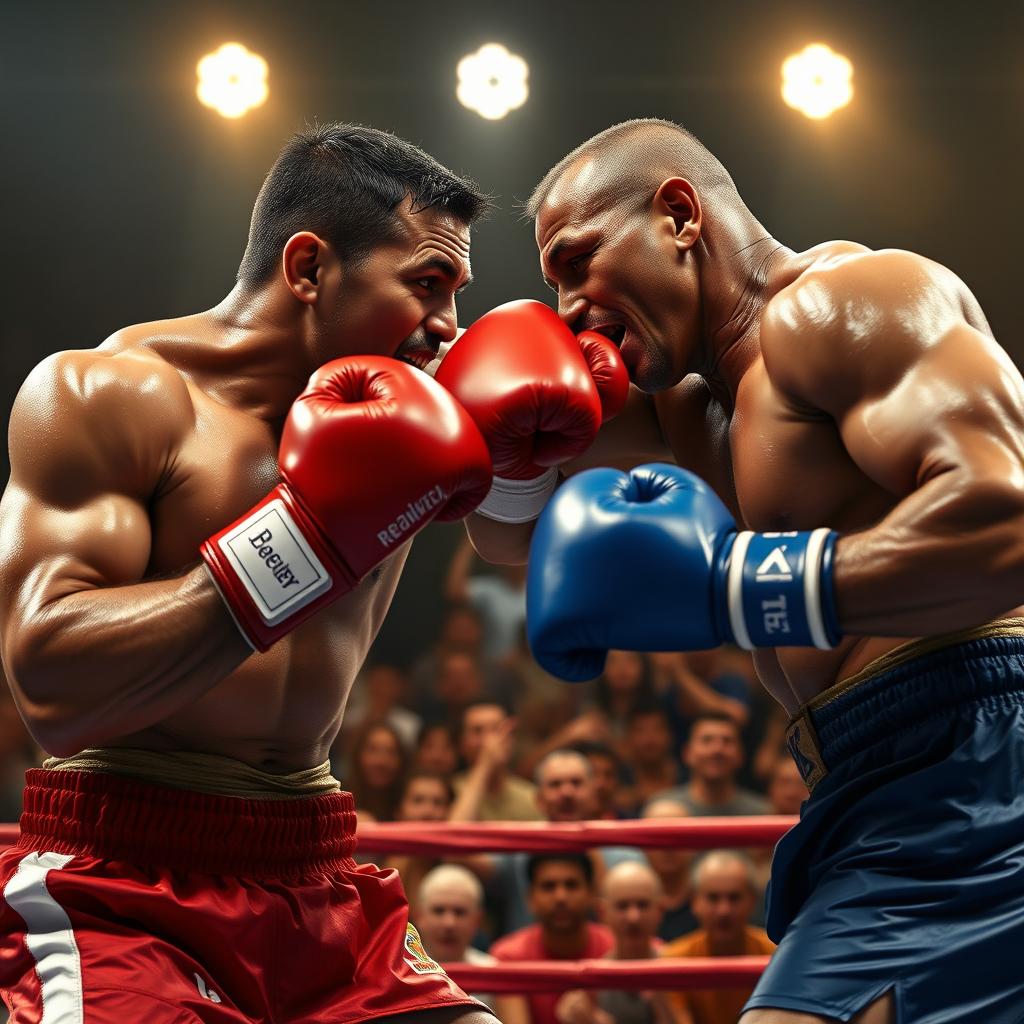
[[509, 155, 1024, 716], [0, 199, 472, 769]]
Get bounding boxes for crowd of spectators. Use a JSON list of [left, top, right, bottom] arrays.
[[335, 540, 807, 1022], [0, 537, 806, 1024]]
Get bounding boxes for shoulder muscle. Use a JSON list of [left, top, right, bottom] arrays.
[[9, 349, 193, 506]]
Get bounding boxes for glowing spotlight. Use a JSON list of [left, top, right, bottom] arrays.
[[456, 43, 529, 120], [196, 42, 268, 120], [781, 43, 853, 120]]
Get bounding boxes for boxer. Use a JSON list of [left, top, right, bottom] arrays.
[[0, 123, 620, 1023], [519, 119, 1024, 1023]]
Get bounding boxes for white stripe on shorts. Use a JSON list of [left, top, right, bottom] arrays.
[[3, 851, 83, 1024]]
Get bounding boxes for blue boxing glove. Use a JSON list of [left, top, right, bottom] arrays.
[[526, 464, 840, 682]]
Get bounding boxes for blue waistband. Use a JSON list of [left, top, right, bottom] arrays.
[[786, 633, 1024, 791]]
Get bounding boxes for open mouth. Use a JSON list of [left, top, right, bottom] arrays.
[[589, 317, 632, 349], [591, 322, 625, 345], [396, 347, 437, 372]]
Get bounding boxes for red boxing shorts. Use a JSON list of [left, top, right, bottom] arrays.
[[0, 768, 484, 1023]]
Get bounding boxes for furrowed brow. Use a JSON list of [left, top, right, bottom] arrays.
[[413, 256, 474, 292]]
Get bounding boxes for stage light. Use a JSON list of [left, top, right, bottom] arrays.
[[781, 43, 853, 120], [196, 42, 269, 120], [456, 43, 529, 120]]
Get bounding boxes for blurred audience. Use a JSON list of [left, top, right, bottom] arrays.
[[385, 771, 455, 906], [453, 703, 540, 822], [661, 851, 775, 1024], [341, 662, 422, 750], [653, 714, 769, 816], [523, 651, 653, 776], [413, 722, 459, 777], [414, 865, 529, 1024], [409, 603, 519, 722], [617, 705, 685, 816], [445, 536, 527, 660], [571, 741, 623, 820], [556, 861, 685, 1024], [766, 756, 809, 817], [491, 854, 613, 1024], [642, 798, 699, 941], [488, 749, 646, 934], [344, 721, 408, 823]]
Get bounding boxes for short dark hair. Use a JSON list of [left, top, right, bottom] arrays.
[[401, 770, 455, 806], [238, 122, 490, 285], [457, 699, 512, 743], [687, 711, 742, 742], [626, 701, 670, 729], [526, 852, 594, 887]]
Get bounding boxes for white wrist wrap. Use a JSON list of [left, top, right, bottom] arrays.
[[215, 498, 332, 626], [474, 469, 559, 524]]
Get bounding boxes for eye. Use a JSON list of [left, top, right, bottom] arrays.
[[415, 278, 435, 292], [569, 249, 596, 271]]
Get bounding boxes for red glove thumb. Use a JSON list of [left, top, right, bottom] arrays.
[[578, 331, 629, 423]]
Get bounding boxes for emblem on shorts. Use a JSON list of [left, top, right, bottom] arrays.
[[785, 716, 827, 792], [403, 923, 446, 975], [194, 973, 222, 1003]]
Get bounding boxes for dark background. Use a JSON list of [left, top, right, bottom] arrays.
[[3, 0, 1022, 663]]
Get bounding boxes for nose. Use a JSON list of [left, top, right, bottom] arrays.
[[426, 298, 458, 344], [558, 291, 587, 332]]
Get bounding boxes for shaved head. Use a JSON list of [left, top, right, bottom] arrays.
[[527, 118, 736, 220]]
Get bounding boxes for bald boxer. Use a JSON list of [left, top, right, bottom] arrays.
[[0, 123, 618, 1024], [514, 119, 1024, 1022]]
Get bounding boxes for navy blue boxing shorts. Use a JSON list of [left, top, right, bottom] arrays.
[[744, 619, 1024, 1023]]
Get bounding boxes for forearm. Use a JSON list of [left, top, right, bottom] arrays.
[[464, 513, 532, 566], [835, 473, 1024, 636], [8, 564, 251, 755]]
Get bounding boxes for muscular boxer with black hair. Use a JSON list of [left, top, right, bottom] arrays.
[[0, 123, 622, 1024]]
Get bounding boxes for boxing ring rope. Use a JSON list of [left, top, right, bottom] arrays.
[[356, 815, 795, 993], [0, 816, 793, 991], [442, 958, 771, 993], [356, 816, 797, 856]]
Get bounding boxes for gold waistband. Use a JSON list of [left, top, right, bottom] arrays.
[[808, 617, 1024, 715], [786, 617, 1024, 793], [42, 748, 342, 800]]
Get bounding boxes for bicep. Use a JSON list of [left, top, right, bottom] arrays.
[[0, 483, 152, 615], [0, 353, 175, 631]]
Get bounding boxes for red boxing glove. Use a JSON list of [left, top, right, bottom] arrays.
[[435, 300, 627, 523], [201, 357, 492, 651], [577, 330, 630, 424]]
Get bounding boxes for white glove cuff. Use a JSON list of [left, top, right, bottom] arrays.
[[475, 469, 559, 524]]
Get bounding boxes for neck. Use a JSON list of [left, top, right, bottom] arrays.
[[692, 207, 793, 410], [542, 924, 590, 958], [185, 282, 318, 421], [707, 929, 748, 956], [634, 759, 672, 783], [688, 777, 736, 805], [612, 938, 656, 960]]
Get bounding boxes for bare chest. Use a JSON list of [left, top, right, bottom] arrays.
[[146, 389, 406, 659]]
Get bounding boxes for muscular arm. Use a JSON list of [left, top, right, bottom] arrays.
[[766, 250, 1024, 636], [0, 351, 251, 756]]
